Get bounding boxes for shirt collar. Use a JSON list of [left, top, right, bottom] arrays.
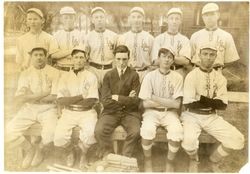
[[158, 68, 171, 76], [117, 66, 128, 76], [199, 67, 213, 73]]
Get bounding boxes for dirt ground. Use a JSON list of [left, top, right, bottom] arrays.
[[4, 35, 248, 172]]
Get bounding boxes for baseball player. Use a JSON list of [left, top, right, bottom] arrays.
[[53, 46, 99, 170], [85, 7, 117, 87], [152, 8, 191, 77], [117, 7, 154, 82], [139, 47, 183, 172], [190, 3, 240, 70], [181, 43, 244, 172], [95, 45, 141, 158], [16, 8, 58, 71], [5, 46, 60, 169], [51, 6, 85, 71]]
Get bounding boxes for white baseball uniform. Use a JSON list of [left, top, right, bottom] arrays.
[[54, 69, 99, 147], [117, 30, 154, 81], [152, 32, 191, 62], [16, 31, 59, 69], [53, 29, 85, 67], [181, 67, 244, 151], [190, 28, 240, 67], [6, 65, 60, 146], [85, 29, 117, 85], [139, 69, 183, 141]]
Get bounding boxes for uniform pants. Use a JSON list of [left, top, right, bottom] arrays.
[[140, 109, 183, 142], [54, 109, 97, 148], [95, 113, 141, 157], [6, 103, 58, 147], [181, 111, 244, 152]]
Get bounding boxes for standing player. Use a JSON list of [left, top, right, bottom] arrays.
[[152, 8, 191, 77], [5, 46, 59, 169], [190, 3, 240, 70], [95, 45, 141, 158], [53, 46, 99, 169], [51, 6, 85, 71], [16, 8, 58, 71], [117, 7, 154, 82], [139, 47, 183, 172], [85, 7, 117, 87], [181, 44, 244, 172]]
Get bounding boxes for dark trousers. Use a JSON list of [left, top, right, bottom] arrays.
[[95, 112, 141, 157]]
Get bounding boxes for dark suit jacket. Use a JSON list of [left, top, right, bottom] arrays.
[[101, 67, 141, 118]]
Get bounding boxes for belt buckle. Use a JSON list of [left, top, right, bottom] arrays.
[[101, 65, 104, 70], [164, 108, 168, 112]]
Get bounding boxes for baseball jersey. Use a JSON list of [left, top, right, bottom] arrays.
[[16, 31, 59, 68], [57, 69, 99, 99], [53, 29, 85, 66], [85, 29, 117, 65], [183, 67, 228, 105], [139, 69, 183, 101], [190, 28, 240, 66], [152, 32, 191, 62], [15, 65, 60, 97], [117, 30, 154, 68]]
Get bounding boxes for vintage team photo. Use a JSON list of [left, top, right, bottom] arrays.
[[4, 1, 248, 172]]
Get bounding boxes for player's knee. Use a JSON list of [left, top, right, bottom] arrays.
[[53, 131, 69, 147], [227, 130, 245, 150], [140, 125, 156, 140], [167, 124, 183, 142], [181, 134, 199, 152]]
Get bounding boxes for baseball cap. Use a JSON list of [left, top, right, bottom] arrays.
[[91, 7, 106, 15], [27, 8, 44, 18], [167, 7, 183, 17], [202, 3, 219, 15], [71, 46, 87, 55], [130, 7, 145, 16], [160, 46, 175, 57], [200, 43, 217, 51], [60, 6, 76, 15], [28, 46, 47, 55]]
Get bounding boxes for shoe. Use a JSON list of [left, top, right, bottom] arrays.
[[144, 157, 152, 172], [165, 160, 174, 172], [66, 150, 75, 167], [188, 159, 199, 173], [21, 147, 35, 169], [31, 147, 44, 167]]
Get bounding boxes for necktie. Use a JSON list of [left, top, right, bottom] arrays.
[[120, 69, 124, 79]]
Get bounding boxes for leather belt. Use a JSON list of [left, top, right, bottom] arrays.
[[55, 64, 71, 71], [65, 105, 90, 112], [135, 67, 148, 72], [149, 108, 177, 112], [187, 108, 216, 115], [170, 65, 183, 70], [90, 62, 112, 70]]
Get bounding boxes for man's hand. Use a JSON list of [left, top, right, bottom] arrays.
[[129, 90, 137, 97], [112, 95, 119, 101]]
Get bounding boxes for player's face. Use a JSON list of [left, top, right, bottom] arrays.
[[199, 49, 217, 69], [91, 11, 106, 30], [167, 13, 182, 31], [72, 52, 87, 70], [61, 14, 75, 31], [129, 12, 144, 31], [115, 52, 129, 70], [202, 12, 219, 28], [26, 12, 44, 29], [158, 52, 174, 69], [31, 50, 46, 69]]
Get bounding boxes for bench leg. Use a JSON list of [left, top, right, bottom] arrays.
[[113, 140, 118, 154]]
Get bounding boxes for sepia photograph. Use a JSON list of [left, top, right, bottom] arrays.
[[3, 0, 249, 172]]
